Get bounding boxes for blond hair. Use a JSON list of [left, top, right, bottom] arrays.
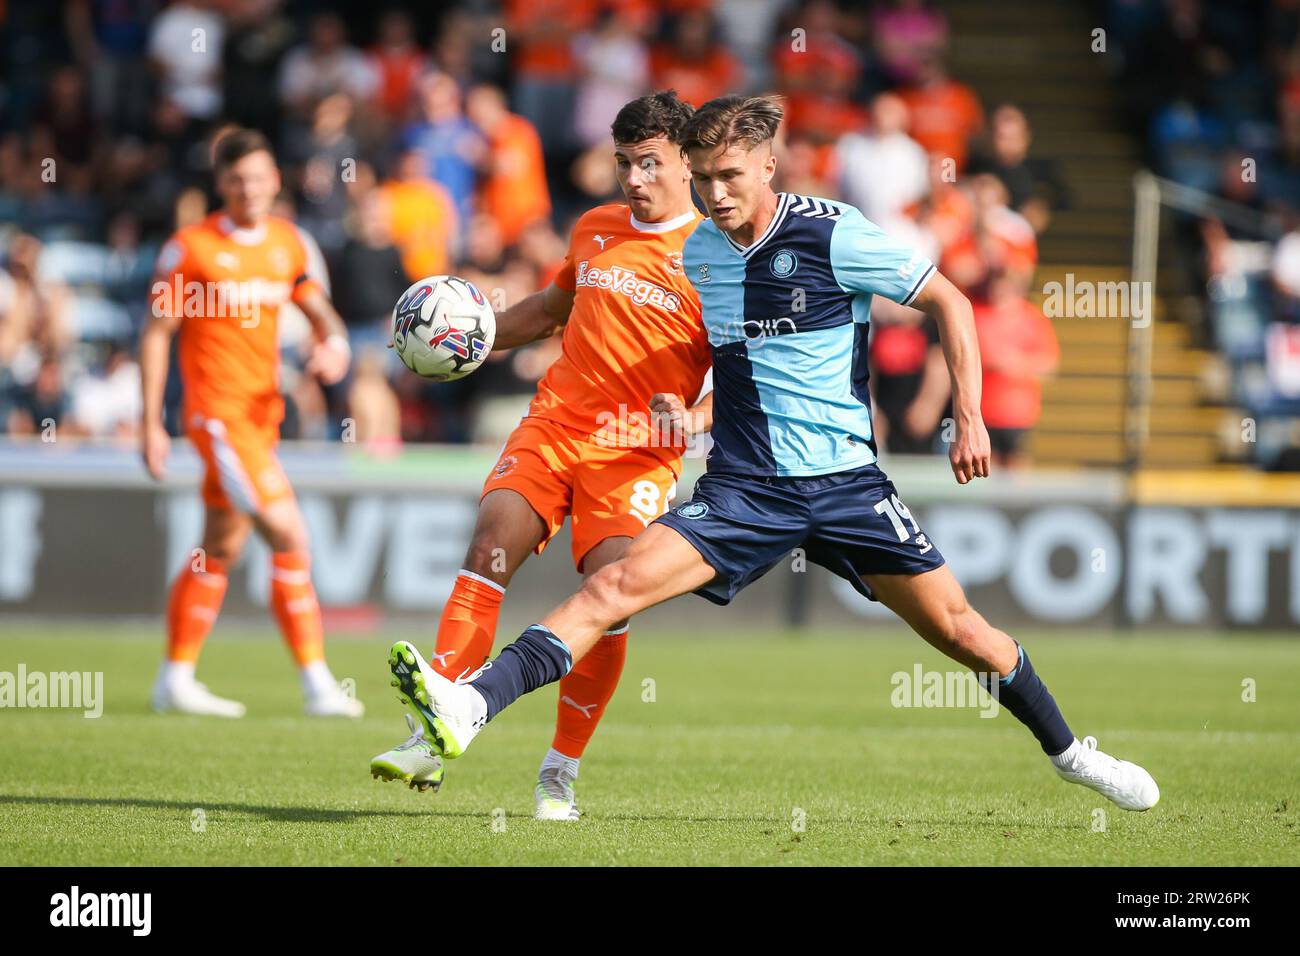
[[679, 94, 783, 153]]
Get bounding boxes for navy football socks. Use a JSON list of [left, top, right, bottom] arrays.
[[471, 624, 573, 722], [984, 643, 1075, 756]]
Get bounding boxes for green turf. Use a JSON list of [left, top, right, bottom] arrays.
[[0, 626, 1296, 866]]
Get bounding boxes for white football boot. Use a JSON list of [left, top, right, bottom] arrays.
[[387, 640, 486, 758], [1051, 735, 1160, 811], [534, 766, 581, 821], [150, 670, 246, 718], [304, 686, 365, 718], [300, 661, 364, 717], [370, 714, 445, 792]]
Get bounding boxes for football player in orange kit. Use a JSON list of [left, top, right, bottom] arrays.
[[140, 128, 362, 718], [369, 91, 712, 819]]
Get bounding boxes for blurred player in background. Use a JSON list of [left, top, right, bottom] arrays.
[[140, 128, 362, 719], [369, 91, 713, 819]]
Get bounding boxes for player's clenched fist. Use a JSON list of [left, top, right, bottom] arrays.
[[949, 415, 992, 484], [142, 421, 171, 481], [306, 334, 351, 385], [650, 392, 689, 442]]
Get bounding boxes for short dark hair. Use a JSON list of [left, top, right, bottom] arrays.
[[610, 90, 695, 146], [213, 128, 275, 172], [680, 94, 783, 153]]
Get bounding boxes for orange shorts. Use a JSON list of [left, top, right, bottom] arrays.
[[483, 416, 680, 570], [187, 412, 293, 514]]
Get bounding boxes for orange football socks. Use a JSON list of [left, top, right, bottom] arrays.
[[269, 550, 325, 666], [166, 556, 229, 664], [431, 571, 506, 680], [551, 626, 628, 759]]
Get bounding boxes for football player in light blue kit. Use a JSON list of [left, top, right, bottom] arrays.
[[385, 94, 1160, 813]]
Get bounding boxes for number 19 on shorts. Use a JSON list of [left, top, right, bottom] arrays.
[[875, 493, 933, 554]]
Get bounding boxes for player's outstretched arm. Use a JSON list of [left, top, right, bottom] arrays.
[[492, 284, 575, 351], [297, 289, 351, 386], [139, 310, 181, 481], [911, 271, 991, 484]]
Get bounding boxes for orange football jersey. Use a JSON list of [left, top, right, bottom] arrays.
[[151, 212, 321, 424], [530, 203, 709, 465]]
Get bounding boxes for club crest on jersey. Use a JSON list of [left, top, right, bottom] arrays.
[[697, 263, 712, 284], [665, 252, 683, 275], [770, 249, 798, 279], [675, 501, 709, 519]]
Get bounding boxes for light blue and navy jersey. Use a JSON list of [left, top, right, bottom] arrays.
[[683, 192, 935, 477]]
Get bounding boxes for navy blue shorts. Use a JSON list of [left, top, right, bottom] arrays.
[[654, 463, 945, 605]]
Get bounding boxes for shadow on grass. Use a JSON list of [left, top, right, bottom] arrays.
[[0, 793, 484, 824], [0, 793, 1083, 830]]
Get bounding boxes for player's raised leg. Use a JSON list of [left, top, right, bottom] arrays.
[[534, 535, 633, 821], [256, 496, 362, 717], [864, 565, 1159, 810], [391, 523, 715, 758], [150, 505, 251, 717]]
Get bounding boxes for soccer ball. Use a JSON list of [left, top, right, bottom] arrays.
[[390, 275, 496, 381]]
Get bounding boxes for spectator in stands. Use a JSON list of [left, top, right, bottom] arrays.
[[968, 104, 1069, 235], [712, 0, 790, 91], [973, 270, 1059, 468], [870, 0, 949, 88], [401, 72, 485, 228], [504, 0, 597, 157], [103, 211, 155, 322], [148, 0, 225, 123], [0, 234, 71, 380], [869, 300, 947, 455], [277, 11, 377, 121], [569, 140, 622, 207], [284, 92, 358, 257], [377, 146, 458, 282], [368, 9, 428, 127], [942, 173, 1038, 297], [348, 349, 403, 447], [65, 0, 156, 136], [572, 9, 651, 150], [778, 136, 836, 198], [1199, 150, 1267, 280], [836, 92, 929, 233], [897, 51, 983, 171], [650, 8, 744, 108], [30, 65, 100, 197], [917, 151, 975, 258], [67, 343, 142, 440], [774, 0, 865, 148], [221, 0, 296, 138], [332, 193, 410, 360], [1272, 218, 1300, 325], [7, 355, 70, 438], [465, 84, 552, 247], [513, 219, 569, 287]]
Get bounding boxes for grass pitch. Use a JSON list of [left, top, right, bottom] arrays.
[[0, 625, 1296, 866]]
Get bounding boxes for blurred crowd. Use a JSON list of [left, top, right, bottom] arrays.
[[1107, 0, 1300, 469], [0, 0, 1064, 463]]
